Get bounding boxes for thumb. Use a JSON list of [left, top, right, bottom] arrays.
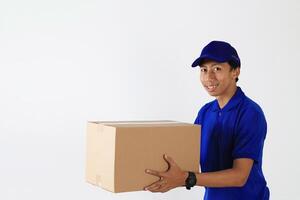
[[164, 154, 177, 168]]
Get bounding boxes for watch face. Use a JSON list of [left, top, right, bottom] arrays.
[[189, 178, 196, 185], [185, 172, 196, 189], [187, 172, 196, 186]]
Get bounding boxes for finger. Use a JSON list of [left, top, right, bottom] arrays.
[[147, 187, 162, 193], [151, 184, 172, 193], [145, 169, 162, 177], [164, 154, 177, 167], [144, 180, 167, 191], [144, 180, 160, 190], [147, 184, 168, 193], [145, 182, 161, 191], [160, 186, 173, 193]]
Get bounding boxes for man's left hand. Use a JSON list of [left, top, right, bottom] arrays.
[[144, 154, 188, 193]]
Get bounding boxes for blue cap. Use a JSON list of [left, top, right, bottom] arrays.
[[191, 40, 241, 67]]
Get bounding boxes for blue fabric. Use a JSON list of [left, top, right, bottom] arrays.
[[191, 40, 241, 68], [194, 87, 269, 200]]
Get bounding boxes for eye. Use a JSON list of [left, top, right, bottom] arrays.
[[200, 68, 207, 72], [213, 67, 221, 72]]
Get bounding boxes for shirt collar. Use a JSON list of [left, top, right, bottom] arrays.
[[211, 87, 245, 112]]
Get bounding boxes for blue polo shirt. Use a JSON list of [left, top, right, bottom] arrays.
[[194, 87, 269, 200]]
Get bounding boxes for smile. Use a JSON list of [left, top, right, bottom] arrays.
[[205, 84, 219, 92]]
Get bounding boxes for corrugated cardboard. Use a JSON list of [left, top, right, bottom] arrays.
[[86, 120, 201, 193]]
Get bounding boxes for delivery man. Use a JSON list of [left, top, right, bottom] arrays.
[[144, 41, 270, 200]]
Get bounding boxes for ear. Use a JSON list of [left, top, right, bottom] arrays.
[[232, 67, 240, 80]]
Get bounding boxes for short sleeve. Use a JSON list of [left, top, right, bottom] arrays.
[[194, 106, 205, 125], [194, 111, 201, 125], [232, 108, 267, 163], [194, 102, 212, 125]]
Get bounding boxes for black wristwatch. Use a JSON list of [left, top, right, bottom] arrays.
[[185, 171, 197, 190]]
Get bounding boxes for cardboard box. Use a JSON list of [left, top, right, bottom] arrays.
[[86, 120, 200, 193]]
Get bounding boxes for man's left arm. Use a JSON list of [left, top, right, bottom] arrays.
[[144, 155, 253, 192]]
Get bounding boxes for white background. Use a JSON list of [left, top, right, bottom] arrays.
[[0, 0, 299, 199]]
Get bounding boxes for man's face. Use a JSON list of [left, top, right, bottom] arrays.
[[199, 60, 240, 97]]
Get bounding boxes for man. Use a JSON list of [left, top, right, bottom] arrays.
[[144, 41, 269, 199]]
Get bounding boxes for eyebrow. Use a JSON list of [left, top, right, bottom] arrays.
[[200, 63, 220, 68]]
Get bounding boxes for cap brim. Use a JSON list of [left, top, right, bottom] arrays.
[[191, 55, 227, 67], [191, 57, 202, 67]]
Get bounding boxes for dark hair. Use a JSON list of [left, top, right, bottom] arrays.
[[228, 60, 240, 82]]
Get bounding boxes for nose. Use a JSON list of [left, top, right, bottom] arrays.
[[205, 70, 215, 81]]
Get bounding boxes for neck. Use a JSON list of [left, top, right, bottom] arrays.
[[217, 85, 238, 109]]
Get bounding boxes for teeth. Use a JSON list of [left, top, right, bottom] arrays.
[[207, 85, 217, 89]]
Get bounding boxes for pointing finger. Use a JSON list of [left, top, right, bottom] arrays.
[[145, 169, 162, 177]]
